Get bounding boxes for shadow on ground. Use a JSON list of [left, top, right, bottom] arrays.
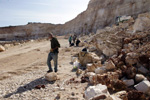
[[4, 77, 55, 98]]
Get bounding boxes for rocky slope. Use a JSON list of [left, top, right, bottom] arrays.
[[75, 12, 150, 100], [56, 0, 150, 34]]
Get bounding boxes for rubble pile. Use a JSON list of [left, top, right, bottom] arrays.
[[77, 12, 150, 100]]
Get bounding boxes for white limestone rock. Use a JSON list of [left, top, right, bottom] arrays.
[[95, 67, 106, 74], [104, 60, 116, 70], [78, 52, 100, 66], [85, 72, 96, 78], [122, 78, 134, 87], [45, 72, 57, 82], [133, 16, 150, 33], [85, 84, 109, 100], [125, 52, 138, 65], [0, 45, 5, 52], [134, 80, 150, 94], [113, 91, 128, 100], [86, 63, 96, 72], [135, 74, 146, 83]]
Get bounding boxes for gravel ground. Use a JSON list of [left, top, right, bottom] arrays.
[[0, 67, 87, 100]]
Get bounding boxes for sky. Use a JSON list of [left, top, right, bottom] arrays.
[[0, 0, 90, 27]]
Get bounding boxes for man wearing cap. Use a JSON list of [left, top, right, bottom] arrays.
[[47, 33, 60, 73]]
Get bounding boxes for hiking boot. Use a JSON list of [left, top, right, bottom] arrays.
[[47, 70, 53, 73]]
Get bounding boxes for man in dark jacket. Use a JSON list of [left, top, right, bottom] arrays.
[[47, 33, 60, 73]]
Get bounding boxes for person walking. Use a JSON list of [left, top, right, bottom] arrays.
[[47, 33, 60, 73], [68, 35, 72, 46]]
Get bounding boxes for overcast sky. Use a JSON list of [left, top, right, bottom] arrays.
[[0, 0, 90, 27]]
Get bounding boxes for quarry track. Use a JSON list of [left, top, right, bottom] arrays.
[[0, 36, 71, 80]]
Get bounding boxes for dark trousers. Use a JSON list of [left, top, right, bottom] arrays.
[[47, 52, 58, 72], [69, 41, 71, 46]]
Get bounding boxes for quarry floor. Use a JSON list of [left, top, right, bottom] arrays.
[[0, 36, 87, 100]]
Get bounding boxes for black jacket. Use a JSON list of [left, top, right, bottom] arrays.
[[50, 37, 60, 53]]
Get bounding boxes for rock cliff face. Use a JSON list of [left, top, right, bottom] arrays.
[[0, 0, 150, 40], [0, 23, 57, 41], [56, 0, 150, 34]]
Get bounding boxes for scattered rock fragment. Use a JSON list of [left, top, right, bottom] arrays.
[[35, 85, 41, 89], [45, 72, 57, 82]]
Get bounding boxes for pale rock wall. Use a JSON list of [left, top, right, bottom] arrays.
[[55, 0, 150, 34], [0, 23, 57, 41]]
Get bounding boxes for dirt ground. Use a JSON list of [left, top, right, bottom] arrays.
[[0, 36, 87, 100], [0, 36, 69, 79]]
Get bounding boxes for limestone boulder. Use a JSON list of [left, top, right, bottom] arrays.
[[94, 61, 102, 67], [90, 71, 120, 87], [127, 43, 135, 51], [125, 52, 138, 66], [0, 45, 5, 52], [102, 48, 117, 57], [84, 84, 109, 100], [134, 80, 150, 94], [95, 67, 106, 74], [85, 72, 96, 78], [4, 44, 11, 49], [45, 72, 57, 82], [86, 63, 96, 72], [133, 16, 150, 33], [88, 46, 97, 52], [113, 91, 128, 100], [78, 52, 100, 66], [78, 51, 92, 66], [104, 60, 116, 70], [90, 53, 101, 63], [122, 78, 134, 87], [135, 74, 146, 83]]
